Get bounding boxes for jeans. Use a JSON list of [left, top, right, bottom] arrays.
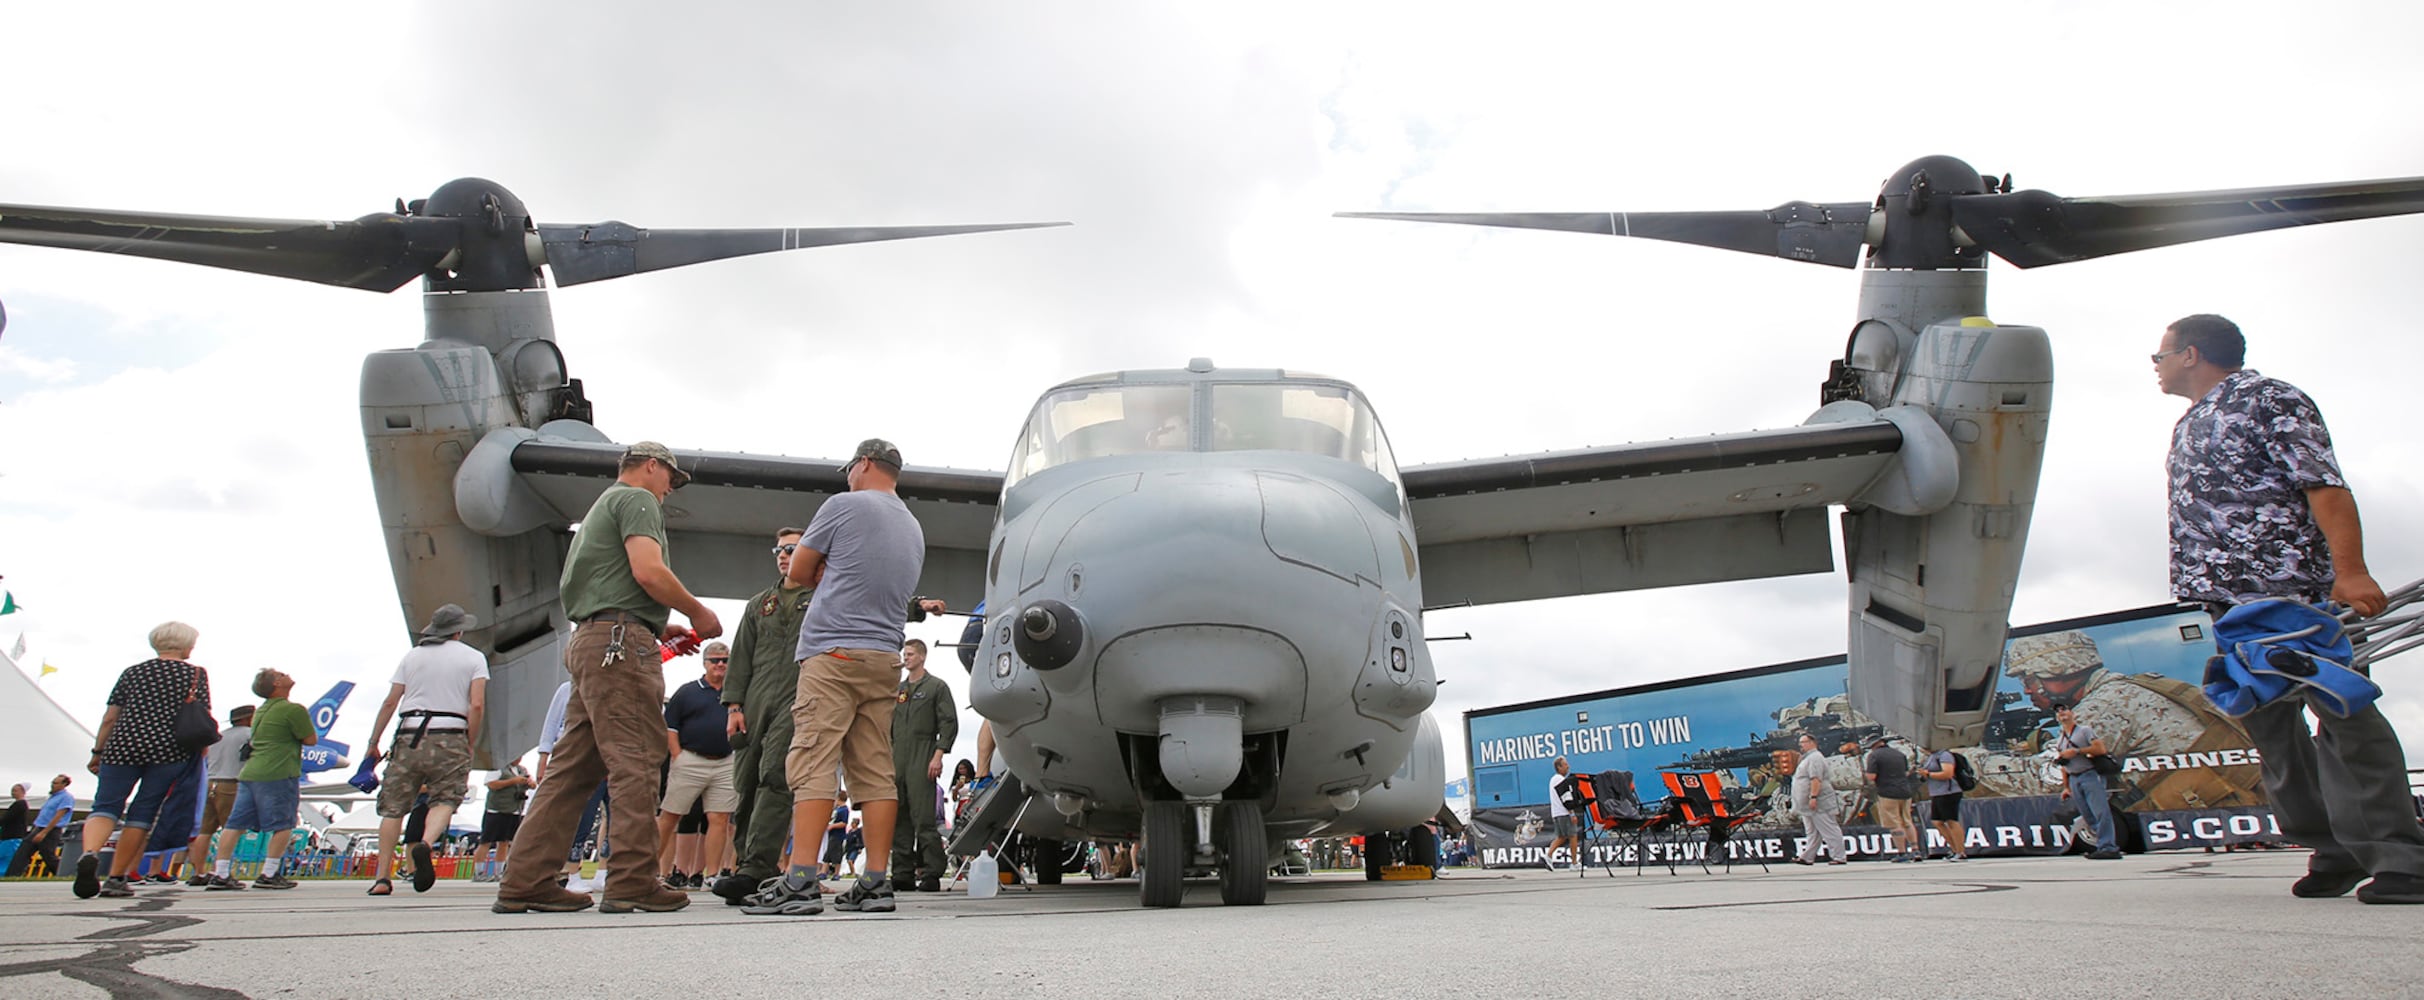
[[90, 759, 194, 829], [2067, 770, 2119, 853]]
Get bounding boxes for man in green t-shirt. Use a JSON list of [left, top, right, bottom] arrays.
[[202, 669, 317, 890], [497, 441, 723, 916]]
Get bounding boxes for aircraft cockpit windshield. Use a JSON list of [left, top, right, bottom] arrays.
[[1003, 380, 1403, 489], [1207, 383, 1399, 486]]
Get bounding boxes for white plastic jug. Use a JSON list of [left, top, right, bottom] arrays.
[[968, 851, 1000, 898]]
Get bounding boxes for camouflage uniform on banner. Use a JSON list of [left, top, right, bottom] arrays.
[[2002, 631, 2260, 809]]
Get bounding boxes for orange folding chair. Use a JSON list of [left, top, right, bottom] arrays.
[[1661, 771, 1769, 874]]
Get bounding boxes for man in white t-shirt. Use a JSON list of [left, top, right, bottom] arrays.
[[1543, 756, 1581, 870], [363, 603, 491, 894]]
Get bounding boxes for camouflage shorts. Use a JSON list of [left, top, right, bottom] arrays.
[[377, 731, 474, 818]]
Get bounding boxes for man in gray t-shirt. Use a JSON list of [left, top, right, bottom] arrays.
[[2055, 703, 2122, 859], [752, 438, 945, 918]]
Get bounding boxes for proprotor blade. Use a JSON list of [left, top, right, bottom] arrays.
[[1337, 202, 1872, 268], [0, 203, 454, 292], [1951, 175, 2424, 268], [536, 221, 1072, 286]]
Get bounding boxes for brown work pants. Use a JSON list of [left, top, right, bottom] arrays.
[[498, 618, 669, 902]]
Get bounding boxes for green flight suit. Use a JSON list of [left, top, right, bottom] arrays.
[[891, 670, 960, 881], [722, 578, 813, 881]]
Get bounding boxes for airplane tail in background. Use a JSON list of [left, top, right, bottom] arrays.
[[298, 681, 357, 775], [308, 681, 355, 736]]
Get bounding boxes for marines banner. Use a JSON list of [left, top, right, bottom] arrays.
[[1464, 604, 2277, 866]]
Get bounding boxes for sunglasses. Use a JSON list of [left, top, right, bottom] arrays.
[[2149, 345, 2192, 364], [771, 543, 799, 555], [705, 657, 730, 664]]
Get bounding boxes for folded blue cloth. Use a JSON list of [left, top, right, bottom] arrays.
[[2201, 598, 2377, 718], [347, 751, 382, 794]]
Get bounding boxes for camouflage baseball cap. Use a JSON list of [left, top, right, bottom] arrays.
[[622, 440, 690, 488], [839, 438, 904, 473], [2002, 630, 2102, 678]]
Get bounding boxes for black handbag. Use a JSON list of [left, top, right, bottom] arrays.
[[2090, 751, 2123, 778], [172, 665, 221, 755]]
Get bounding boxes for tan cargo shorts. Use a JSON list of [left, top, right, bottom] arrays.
[[785, 648, 903, 803]]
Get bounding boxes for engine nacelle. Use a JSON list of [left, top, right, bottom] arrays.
[[1843, 318, 2051, 749]]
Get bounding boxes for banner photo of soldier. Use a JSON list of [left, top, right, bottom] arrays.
[[1462, 604, 2276, 867]]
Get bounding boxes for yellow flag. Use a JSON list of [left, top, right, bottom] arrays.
[[39, 661, 57, 678]]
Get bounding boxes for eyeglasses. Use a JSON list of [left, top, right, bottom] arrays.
[[771, 543, 798, 555], [704, 657, 729, 664], [2149, 345, 2193, 364]]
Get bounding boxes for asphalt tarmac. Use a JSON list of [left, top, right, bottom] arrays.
[[1, 850, 2416, 999]]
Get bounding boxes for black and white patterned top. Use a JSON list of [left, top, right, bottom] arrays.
[[100, 658, 210, 767], [2167, 369, 2348, 606]]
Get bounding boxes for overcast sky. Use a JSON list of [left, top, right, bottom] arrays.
[[4, 2, 2422, 791]]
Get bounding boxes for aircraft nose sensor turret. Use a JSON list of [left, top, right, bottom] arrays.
[[1015, 600, 1084, 670]]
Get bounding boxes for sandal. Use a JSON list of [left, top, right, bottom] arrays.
[[367, 878, 393, 896]]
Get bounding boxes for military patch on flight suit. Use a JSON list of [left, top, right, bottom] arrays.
[[898, 685, 911, 704], [760, 594, 779, 616]]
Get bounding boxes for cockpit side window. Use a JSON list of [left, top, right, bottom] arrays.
[[1004, 384, 1195, 487]]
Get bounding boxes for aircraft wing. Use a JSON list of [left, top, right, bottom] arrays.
[[490, 435, 1001, 606], [1403, 419, 1906, 605]]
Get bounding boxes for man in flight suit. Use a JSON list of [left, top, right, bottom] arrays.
[[713, 527, 816, 905], [890, 638, 958, 892]]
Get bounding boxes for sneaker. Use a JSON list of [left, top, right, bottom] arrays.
[[661, 871, 689, 892], [2292, 867, 2367, 899], [600, 887, 692, 913], [917, 875, 942, 893], [742, 877, 825, 916], [203, 873, 248, 891], [492, 886, 596, 914], [1947, 854, 1968, 862], [252, 874, 298, 890], [97, 876, 136, 898], [73, 854, 102, 899], [688, 872, 705, 890], [409, 843, 436, 893], [2356, 872, 2424, 905], [833, 875, 895, 913], [148, 871, 177, 884], [186, 874, 213, 887], [2085, 849, 2124, 861]]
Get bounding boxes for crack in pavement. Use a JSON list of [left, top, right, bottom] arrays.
[[5, 895, 250, 999]]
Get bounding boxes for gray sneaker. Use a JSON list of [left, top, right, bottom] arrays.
[[832, 875, 895, 913], [97, 876, 136, 898], [742, 877, 824, 916], [203, 873, 248, 891], [252, 874, 298, 890]]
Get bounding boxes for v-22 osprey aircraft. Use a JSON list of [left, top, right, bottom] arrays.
[[7, 157, 2424, 908]]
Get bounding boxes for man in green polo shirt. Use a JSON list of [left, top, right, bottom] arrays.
[[202, 669, 316, 890], [496, 441, 723, 916]]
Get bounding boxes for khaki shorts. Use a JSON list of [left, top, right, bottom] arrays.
[[661, 749, 738, 814], [785, 648, 903, 803], [1873, 796, 1911, 827], [377, 731, 474, 818], [199, 779, 239, 835]]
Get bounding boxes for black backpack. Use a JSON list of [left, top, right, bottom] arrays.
[[1950, 753, 1979, 792]]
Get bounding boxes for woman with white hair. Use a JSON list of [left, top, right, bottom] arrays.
[[75, 621, 212, 899]]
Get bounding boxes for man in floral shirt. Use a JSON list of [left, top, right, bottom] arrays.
[[2157, 313, 2421, 905]]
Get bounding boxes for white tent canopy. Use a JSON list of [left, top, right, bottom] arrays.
[[1, 649, 99, 802]]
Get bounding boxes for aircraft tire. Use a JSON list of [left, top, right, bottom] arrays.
[[1216, 801, 1267, 906], [1034, 839, 1064, 885], [1407, 823, 1439, 870], [1364, 834, 1391, 881], [1141, 801, 1187, 908]]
